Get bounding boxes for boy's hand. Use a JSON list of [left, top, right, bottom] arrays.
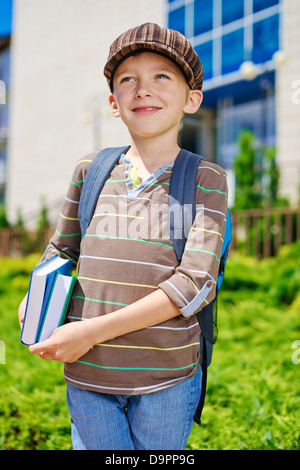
[[28, 320, 97, 363], [18, 293, 28, 328]]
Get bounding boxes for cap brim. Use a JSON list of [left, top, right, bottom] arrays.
[[104, 42, 196, 91]]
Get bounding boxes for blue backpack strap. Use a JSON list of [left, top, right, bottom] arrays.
[[78, 146, 129, 239], [169, 149, 232, 426], [194, 211, 231, 425], [169, 149, 203, 261], [194, 211, 232, 425], [217, 208, 232, 291], [169, 149, 210, 426]]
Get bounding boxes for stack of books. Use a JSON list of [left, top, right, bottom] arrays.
[[20, 255, 77, 346]]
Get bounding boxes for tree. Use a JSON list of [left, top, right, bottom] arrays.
[[0, 205, 10, 228], [262, 145, 279, 207], [37, 197, 50, 231], [234, 130, 263, 210], [15, 207, 25, 229]]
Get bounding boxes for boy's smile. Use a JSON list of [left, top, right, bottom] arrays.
[[109, 52, 202, 143], [131, 106, 162, 115]]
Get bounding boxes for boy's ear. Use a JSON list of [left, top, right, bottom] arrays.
[[109, 94, 120, 118], [183, 90, 203, 115]]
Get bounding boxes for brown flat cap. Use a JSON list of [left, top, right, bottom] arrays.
[[104, 23, 203, 91]]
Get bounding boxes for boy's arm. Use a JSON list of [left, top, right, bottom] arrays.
[[18, 155, 95, 325], [29, 289, 180, 363]]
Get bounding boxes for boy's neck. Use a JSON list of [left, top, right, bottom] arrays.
[[127, 136, 181, 176]]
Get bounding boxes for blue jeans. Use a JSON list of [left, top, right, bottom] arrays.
[[66, 365, 201, 450]]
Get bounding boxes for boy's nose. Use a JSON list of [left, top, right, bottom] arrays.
[[135, 81, 152, 98]]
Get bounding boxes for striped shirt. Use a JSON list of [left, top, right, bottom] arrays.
[[42, 151, 228, 394]]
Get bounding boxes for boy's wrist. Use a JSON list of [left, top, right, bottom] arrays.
[[86, 315, 113, 347], [85, 289, 181, 349]]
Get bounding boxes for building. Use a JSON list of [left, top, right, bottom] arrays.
[[167, 0, 300, 207], [0, 0, 12, 205], [4, 0, 300, 225]]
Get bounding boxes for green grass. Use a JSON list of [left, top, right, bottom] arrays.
[[0, 255, 72, 450], [0, 245, 300, 450]]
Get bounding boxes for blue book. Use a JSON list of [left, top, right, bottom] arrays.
[[21, 255, 74, 346], [37, 272, 77, 343]]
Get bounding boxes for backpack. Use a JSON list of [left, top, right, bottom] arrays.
[[78, 146, 232, 425]]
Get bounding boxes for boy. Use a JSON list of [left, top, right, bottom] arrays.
[[18, 23, 228, 450]]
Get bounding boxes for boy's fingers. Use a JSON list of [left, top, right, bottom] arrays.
[[38, 351, 52, 360], [29, 339, 61, 361], [29, 340, 51, 355]]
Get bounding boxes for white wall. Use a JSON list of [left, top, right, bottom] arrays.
[[7, 0, 165, 225], [275, 0, 300, 204]]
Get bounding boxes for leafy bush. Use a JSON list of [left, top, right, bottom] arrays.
[[223, 241, 300, 307], [268, 242, 300, 305]]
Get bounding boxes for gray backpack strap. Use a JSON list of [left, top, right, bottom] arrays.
[[169, 149, 203, 261], [78, 146, 129, 239]]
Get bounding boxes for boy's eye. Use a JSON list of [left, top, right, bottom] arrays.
[[120, 76, 135, 83], [155, 74, 169, 80]]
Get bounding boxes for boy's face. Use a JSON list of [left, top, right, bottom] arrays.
[[109, 52, 202, 142]]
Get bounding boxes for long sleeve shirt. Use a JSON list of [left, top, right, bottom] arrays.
[[42, 151, 228, 395]]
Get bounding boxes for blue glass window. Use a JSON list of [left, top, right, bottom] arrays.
[[194, 0, 213, 36], [253, 15, 279, 64], [222, 29, 244, 75], [253, 0, 279, 14], [222, 0, 244, 25], [195, 41, 213, 80], [168, 5, 185, 35], [0, 0, 13, 37]]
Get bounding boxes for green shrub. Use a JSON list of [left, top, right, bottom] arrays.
[[223, 241, 300, 307]]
